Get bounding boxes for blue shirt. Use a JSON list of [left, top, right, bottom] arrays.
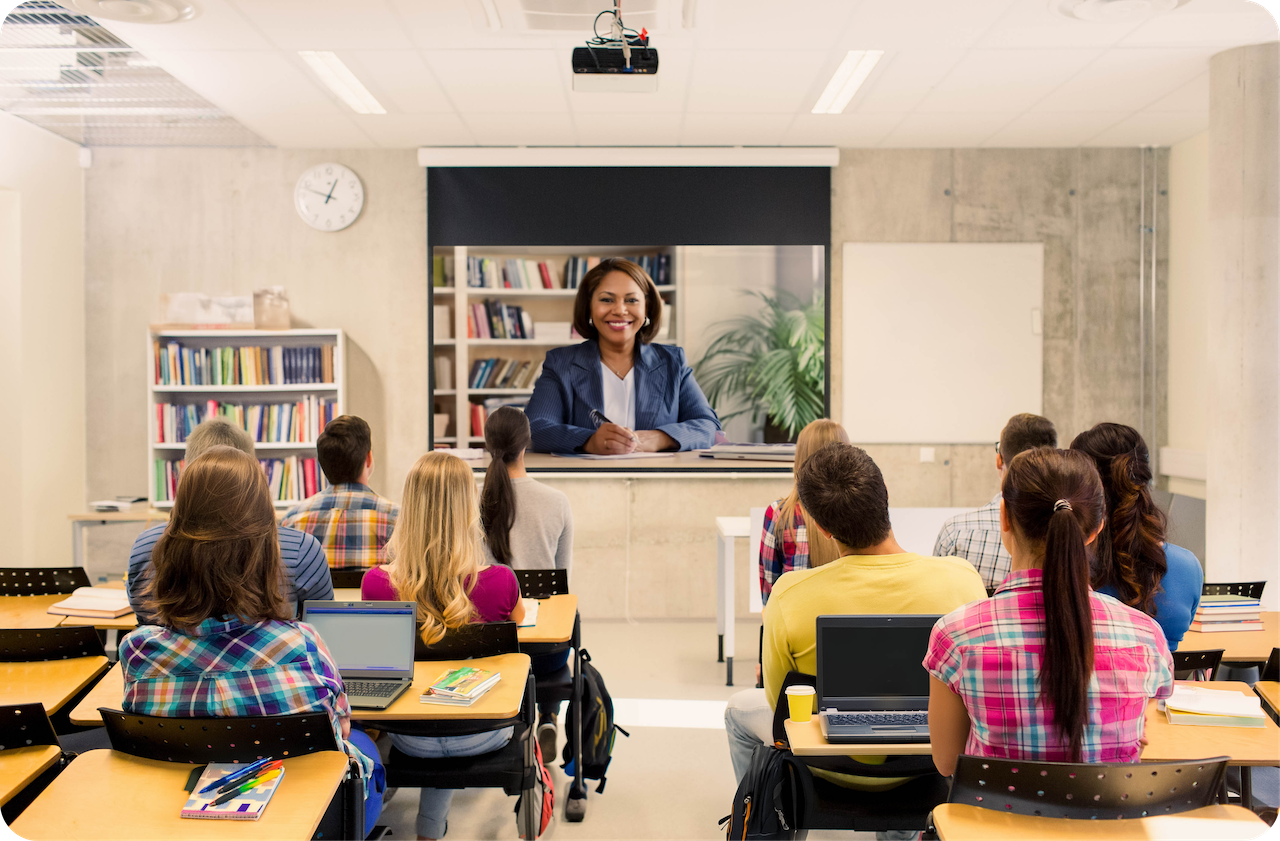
[[1097, 542, 1203, 652], [127, 523, 333, 624]]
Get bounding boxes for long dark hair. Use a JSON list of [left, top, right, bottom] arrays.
[[480, 407, 532, 566], [1003, 447, 1105, 760], [1070, 423, 1168, 617]]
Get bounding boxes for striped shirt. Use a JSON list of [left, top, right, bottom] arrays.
[[128, 524, 333, 624], [281, 483, 399, 569], [924, 568, 1174, 763], [933, 493, 1012, 590], [758, 499, 809, 605], [120, 616, 375, 795]]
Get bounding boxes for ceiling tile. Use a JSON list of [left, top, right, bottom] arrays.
[[976, 0, 1148, 48], [574, 113, 684, 145], [685, 50, 828, 113], [679, 113, 792, 145], [226, 0, 416, 50], [839, 0, 1022, 49], [1119, 0, 1279, 45], [1145, 71, 1209, 111], [880, 111, 1020, 147], [854, 49, 968, 113], [916, 49, 1104, 113], [1032, 48, 1213, 112], [692, 0, 858, 49], [982, 111, 1129, 146], [1084, 109, 1209, 145], [88, 0, 274, 51], [565, 49, 692, 114], [426, 50, 568, 114], [780, 112, 904, 146], [461, 111, 577, 144], [349, 113, 475, 147], [341, 51, 455, 114]]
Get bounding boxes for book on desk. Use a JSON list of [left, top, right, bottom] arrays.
[[48, 586, 132, 619], [181, 762, 286, 821], [421, 666, 500, 706]]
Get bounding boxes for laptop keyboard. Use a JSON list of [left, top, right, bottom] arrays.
[[827, 712, 928, 726], [345, 680, 401, 697]]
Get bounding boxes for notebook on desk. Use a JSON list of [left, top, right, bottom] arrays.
[[302, 601, 417, 709], [816, 614, 940, 744]]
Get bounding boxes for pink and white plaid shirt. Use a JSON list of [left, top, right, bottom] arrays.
[[924, 568, 1174, 763]]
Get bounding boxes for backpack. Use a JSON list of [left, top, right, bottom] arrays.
[[515, 736, 555, 839], [721, 744, 797, 840], [561, 649, 629, 793]]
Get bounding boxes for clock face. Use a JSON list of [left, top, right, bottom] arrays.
[[294, 163, 364, 232]]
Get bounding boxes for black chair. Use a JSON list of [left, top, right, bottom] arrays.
[[0, 628, 104, 662], [1202, 582, 1266, 600], [0, 704, 74, 823], [1262, 647, 1278, 683], [384, 622, 542, 838], [0, 568, 90, 596], [771, 672, 949, 835], [330, 568, 367, 590], [1173, 649, 1224, 681], [100, 709, 366, 840], [944, 754, 1229, 819], [513, 569, 567, 599]]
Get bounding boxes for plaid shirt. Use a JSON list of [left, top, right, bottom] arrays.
[[759, 499, 810, 605], [934, 493, 1012, 590], [924, 568, 1174, 763], [281, 483, 399, 569], [119, 616, 375, 794]]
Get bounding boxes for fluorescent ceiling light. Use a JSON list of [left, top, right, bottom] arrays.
[[812, 50, 883, 114], [298, 51, 385, 115]]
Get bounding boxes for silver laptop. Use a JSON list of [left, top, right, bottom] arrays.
[[302, 601, 417, 710], [816, 614, 940, 744], [698, 443, 796, 462]]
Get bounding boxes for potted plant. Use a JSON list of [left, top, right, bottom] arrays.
[[692, 291, 825, 442]]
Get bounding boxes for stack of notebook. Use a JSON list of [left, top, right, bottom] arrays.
[[420, 666, 501, 706], [1189, 594, 1263, 632], [1160, 685, 1267, 727]]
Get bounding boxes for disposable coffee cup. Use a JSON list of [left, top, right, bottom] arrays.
[[785, 685, 816, 723]]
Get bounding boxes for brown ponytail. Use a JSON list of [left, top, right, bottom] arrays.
[[480, 407, 532, 566], [1003, 447, 1105, 761], [1069, 423, 1168, 617]]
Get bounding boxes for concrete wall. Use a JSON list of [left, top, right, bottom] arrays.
[[0, 112, 85, 567]]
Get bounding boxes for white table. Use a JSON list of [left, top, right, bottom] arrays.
[[716, 516, 752, 686]]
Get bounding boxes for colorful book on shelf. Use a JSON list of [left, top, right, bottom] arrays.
[[47, 587, 133, 619], [420, 666, 500, 705], [153, 342, 335, 386], [180, 762, 286, 821]]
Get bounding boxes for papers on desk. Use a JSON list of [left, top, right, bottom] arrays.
[[421, 666, 500, 706], [519, 598, 539, 627], [1160, 685, 1267, 727], [47, 587, 132, 619], [435, 447, 486, 461], [181, 762, 285, 820], [552, 452, 676, 460]]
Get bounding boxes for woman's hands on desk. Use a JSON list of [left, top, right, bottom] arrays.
[[584, 424, 678, 454]]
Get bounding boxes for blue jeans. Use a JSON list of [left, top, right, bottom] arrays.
[[347, 725, 386, 838], [391, 727, 514, 838]]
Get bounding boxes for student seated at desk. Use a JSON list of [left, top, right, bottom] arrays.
[[128, 418, 333, 622], [924, 447, 1174, 776], [1071, 423, 1203, 652], [119, 446, 384, 836], [362, 451, 524, 841], [725, 442, 987, 835], [480, 406, 573, 759]]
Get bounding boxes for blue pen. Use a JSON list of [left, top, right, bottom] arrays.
[[198, 757, 274, 794]]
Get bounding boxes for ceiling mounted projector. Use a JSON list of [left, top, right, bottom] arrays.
[[572, 0, 658, 92], [54, 0, 199, 23], [1050, 0, 1188, 22]]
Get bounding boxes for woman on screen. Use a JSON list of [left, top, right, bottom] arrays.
[[526, 258, 721, 454]]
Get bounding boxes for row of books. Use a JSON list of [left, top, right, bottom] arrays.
[[469, 300, 533, 340], [564, 254, 672, 288], [468, 358, 542, 390], [155, 398, 337, 445], [154, 455, 328, 502], [1188, 594, 1263, 632], [470, 397, 529, 437], [465, 254, 673, 290], [431, 254, 456, 287], [153, 342, 335, 386]]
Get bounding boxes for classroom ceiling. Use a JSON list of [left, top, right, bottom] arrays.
[[2, 0, 1276, 148]]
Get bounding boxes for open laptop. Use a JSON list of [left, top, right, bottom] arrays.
[[816, 614, 940, 744], [302, 601, 417, 710]]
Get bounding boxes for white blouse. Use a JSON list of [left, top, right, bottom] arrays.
[[600, 361, 637, 430]]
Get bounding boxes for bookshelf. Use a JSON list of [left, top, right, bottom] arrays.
[[429, 246, 684, 447], [147, 328, 346, 509]]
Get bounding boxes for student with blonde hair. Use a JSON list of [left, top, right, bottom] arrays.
[[361, 451, 523, 841], [758, 418, 849, 604]]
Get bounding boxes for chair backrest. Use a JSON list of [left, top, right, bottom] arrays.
[[0, 703, 60, 750], [1172, 649, 1224, 681], [0, 567, 91, 596], [513, 569, 567, 599], [415, 621, 519, 660], [0, 627, 105, 662], [949, 755, 1229, 819], [1263, 648, 1279, 683], [100, 709, 340, 764], [1202, 581, 1266, 600], [329, 568, 366, 589]]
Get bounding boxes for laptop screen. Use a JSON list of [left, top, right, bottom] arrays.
[[303, 602, 416, 676], [817, 615, 940, 705]]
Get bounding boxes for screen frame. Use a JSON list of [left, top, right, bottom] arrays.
[[301, 600, 417, 681], [815, 614, 941, 712]]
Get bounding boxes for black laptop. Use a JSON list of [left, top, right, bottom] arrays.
[[815, 614, 941, 744], [302, 601, 417, 709]]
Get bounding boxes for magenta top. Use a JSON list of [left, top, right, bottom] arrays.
[[360, 563, 520, 624]]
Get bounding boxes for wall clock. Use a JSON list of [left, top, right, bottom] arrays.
[[294, 163, 363, 232]]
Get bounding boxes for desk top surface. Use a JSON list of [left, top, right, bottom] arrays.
[[69, 510, 170, 523], [469, 451, 792, 475], [0, 656, 109, 713], [69, 662, 124, 726], [1256, 681, 1280, 716], [326, 591, 577, 644], [353, 653, 530, 721], [1180, 612, 1278, 662], [11, 749, 347, 841], [0, 594, 68, 629], [784, 717, 932, 756], [0, 745, 62, 808], [932, 803, 1266, 841]]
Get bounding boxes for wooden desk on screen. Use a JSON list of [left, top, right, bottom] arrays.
[[11, 749, 347, 841], [0, 745, 62, 808], [1180, 613, 1279, 663], [1256, 681, 1279, 719], [0, 656, 109, 713], [0, 595, 68, 629], [931, 803, 1267, 841]]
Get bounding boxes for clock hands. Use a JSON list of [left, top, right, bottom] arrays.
[[323, 179, 338, 204]]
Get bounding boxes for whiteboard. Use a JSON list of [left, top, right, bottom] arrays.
[[842, 243, 1043, 443]]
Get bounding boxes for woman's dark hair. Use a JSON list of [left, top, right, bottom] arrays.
[[571, 258, 663, 344], [1069, 423, 1168, 617], [1002, 447, 1105, 761], [145, 445, 289, 628], [480, 407, 532, 566]]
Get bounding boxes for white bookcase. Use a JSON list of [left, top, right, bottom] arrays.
[[147, 328, 347, 509], [429, 246, 684, 446]]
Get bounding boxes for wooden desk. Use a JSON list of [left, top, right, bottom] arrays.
[[353, 653, 530, 721], [519, 594, 577, 644], [1141, 681, 1280, 767], [1256, 681, 1279, 718], [1180, 612, 1279, 663], [0, 656, 109, 713], [11, 749, 347, 840], [784, 717, 931, 756], [0, 594, 69, 629], [69, 510, 169, 568], [68, 662, 125, 726], [0, 745, 61, 807], [932, 803, 1266, 841]]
